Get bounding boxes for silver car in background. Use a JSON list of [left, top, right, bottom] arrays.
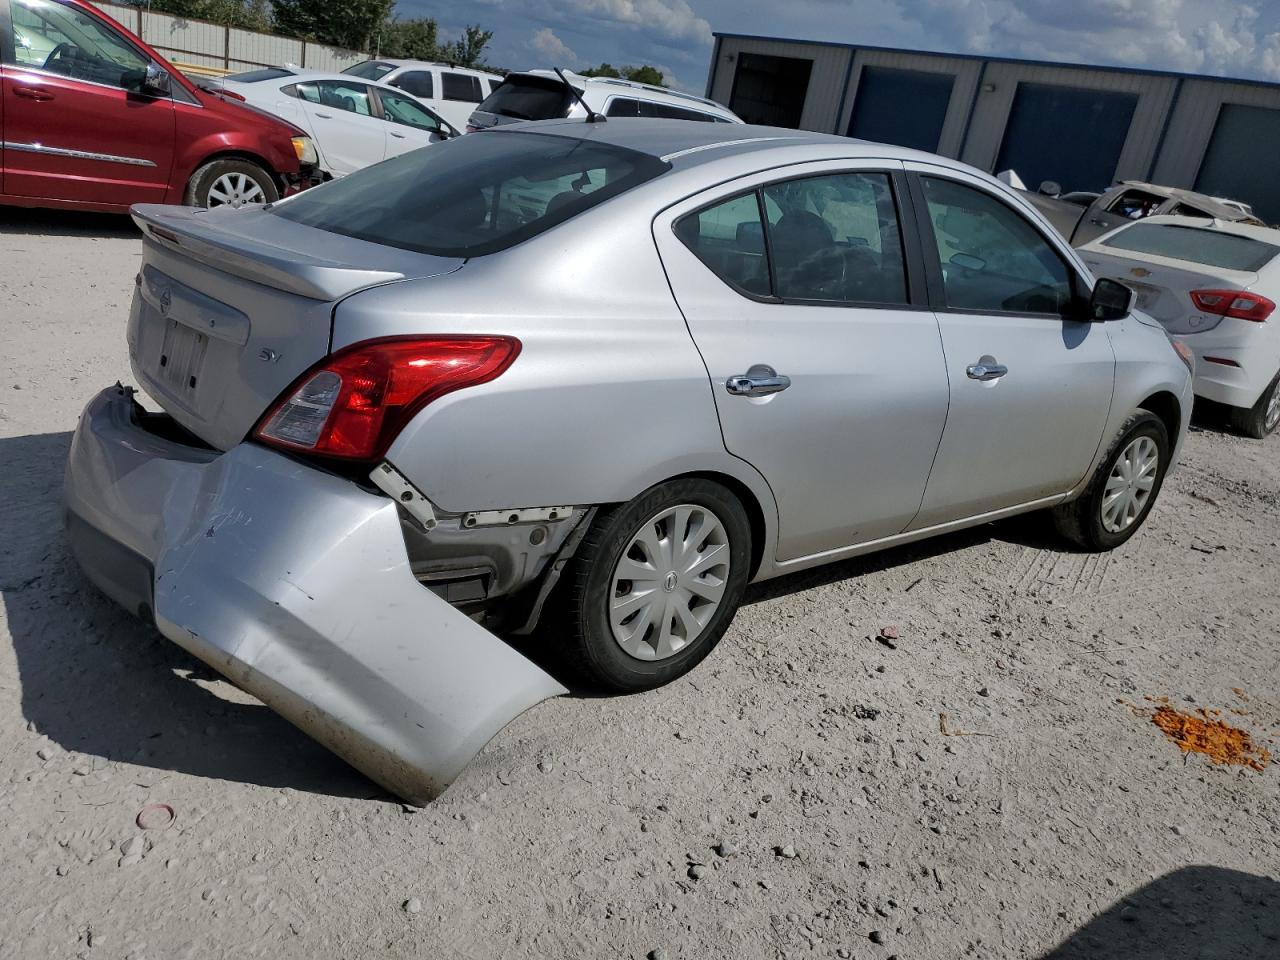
[[64, 121, 1193, 803]]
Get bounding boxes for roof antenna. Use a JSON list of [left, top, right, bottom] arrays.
[[555, 67, 606, 123]]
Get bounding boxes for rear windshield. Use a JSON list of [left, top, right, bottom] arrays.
[[476, 75, 571, 121], [225, 68, 294, 83], [342, 60, 397, 81], [1102, 223, 1280, 272], [273, 130, 669, 258]]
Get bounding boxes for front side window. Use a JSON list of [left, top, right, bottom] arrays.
[[377, 89, 443, 133], [274, 130, 670, 258], [921, 177, 1073, 315], [763, 173, 907, 303], [442, 72, 483, 102], [391, 70, 433, 99], [11, 0, 148, 91]]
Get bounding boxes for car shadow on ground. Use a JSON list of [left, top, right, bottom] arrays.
[[0, 430, 382, 801], [1039, 865, 1279, 959], [0, 206, 138, 239]]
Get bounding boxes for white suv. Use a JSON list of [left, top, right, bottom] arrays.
[[341, 60, 502, 129], [467, 70, 741, 131]]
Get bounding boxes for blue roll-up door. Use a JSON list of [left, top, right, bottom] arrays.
[[848, 67, 955, 152], [995, 82, 1138, 193], [1196, 104, 1280, 225]]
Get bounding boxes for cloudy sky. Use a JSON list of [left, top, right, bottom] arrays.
[[406, 0, 1280, 93]]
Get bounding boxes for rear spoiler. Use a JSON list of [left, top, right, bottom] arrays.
[[131, 204, 407, 301]]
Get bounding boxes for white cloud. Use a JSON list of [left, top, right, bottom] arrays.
[[565, 0, 713, 45], [530, 26, 579, 65]]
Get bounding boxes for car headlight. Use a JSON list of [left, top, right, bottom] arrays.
[[291, 136, 318, 165], [1171, 337, 1195, 375]]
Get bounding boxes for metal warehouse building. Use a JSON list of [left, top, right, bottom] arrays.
[[704, 33, 1280, 223]]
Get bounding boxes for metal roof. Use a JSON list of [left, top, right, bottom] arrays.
[[712, 32, 1280, 93]]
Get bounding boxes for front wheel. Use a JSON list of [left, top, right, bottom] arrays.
[[185, 159, 280, 209], [554, 479, 752, 692], [1053, 411, 1170, 551], [1230, 372, 1280, 439]]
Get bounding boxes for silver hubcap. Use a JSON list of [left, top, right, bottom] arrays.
[[1265, 383, 1280, 432], [207, 172, 265, 209], [1101, 436, 1159, 533], [609, 504, 731, 661]]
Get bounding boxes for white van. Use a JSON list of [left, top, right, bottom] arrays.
[[467, 70, 742, 131], [341, 60, 503, 130]]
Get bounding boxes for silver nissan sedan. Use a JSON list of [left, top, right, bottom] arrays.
[[64, 120, 1194, 803]]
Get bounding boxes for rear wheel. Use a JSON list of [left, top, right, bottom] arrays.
[[1053, 411, 1169, 551], [1230, 372, 1280, 439], [555, 479, 751, 692], [186, 159, 279, 209]]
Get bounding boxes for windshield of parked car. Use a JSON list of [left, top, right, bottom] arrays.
[[342, 60, 397, 80], [476, 75, 571, 121], [273, 130, 669, 257], [1102, 223, 1280, 272], [225, 67, 295, 83]]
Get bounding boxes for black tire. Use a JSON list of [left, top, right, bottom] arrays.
[[185, 158, 280, 209], [554, 478, 752, 692], [1052, 411, 1170, 551], [1229, 372, 1280, 440]]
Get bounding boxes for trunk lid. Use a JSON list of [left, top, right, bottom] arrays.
[[1081, 248, 1258, 335], [127, 204, 464, 451]]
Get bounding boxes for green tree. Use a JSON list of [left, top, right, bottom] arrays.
[[580, 63, 666, 87], [136, 0, 270, 30], [379, 17, 440, 60], [438, 25, 493, 68], [271, 0, 395, 50]]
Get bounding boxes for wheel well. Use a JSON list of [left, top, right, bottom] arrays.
[[187, 150, 280, 186], [1139, 391, 1182, 447], [677, 471, 768, 580]]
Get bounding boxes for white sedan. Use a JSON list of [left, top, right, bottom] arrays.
[[211, 67, 457, 179], [1080, 215, 1280, 438]]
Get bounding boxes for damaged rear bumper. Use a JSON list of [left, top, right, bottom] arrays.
[[63, 386, 566, 804]]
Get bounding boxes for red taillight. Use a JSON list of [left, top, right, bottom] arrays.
[[1189, 289, 1275, 322], [254, 335, 520, 462]]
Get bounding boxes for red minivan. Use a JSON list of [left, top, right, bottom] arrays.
[[0, 0, 317, 212]]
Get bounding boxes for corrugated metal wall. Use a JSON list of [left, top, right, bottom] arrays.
[[708, 34, 1280, 215], [710, 37, 852, 132], [95, 2, 363, 73]]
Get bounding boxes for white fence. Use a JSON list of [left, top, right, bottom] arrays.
[[94, 2, 366, 74]]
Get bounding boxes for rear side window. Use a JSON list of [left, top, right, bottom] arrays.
[[675, 172, 910, 305], [391, 70, 433, 98], [607, 97, 720, 122], [921, 177, 1073, 315], [273, 131, 670, 258], [1102, 223, 1280, 272], [343, 60, 396, 81], [442, 72, 483, 102], [1106, 188, 1166, 219], [477, 75, 570, 121]]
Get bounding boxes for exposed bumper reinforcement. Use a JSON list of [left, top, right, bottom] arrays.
[[64, 386, 566, 804]]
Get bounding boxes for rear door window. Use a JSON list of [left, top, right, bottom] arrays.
[[921, 176, 1074, 315], [606, 97, 643, 118], [476, 75, 570, 121], [442, 72, 483, 103], [390, 70, 433, 98], [315, 80, 374, 116], [273, 130, 670, 258], [643, 101, 719, 122], [1101, 223, 1280, 272]]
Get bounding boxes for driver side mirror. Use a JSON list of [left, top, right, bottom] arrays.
[[141, 62, 172, 98], [1090, 277, 1132, 321]]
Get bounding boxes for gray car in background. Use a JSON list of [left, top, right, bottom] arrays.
[[64, 121, 1193, 803]]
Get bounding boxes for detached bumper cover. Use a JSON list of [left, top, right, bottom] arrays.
[[64, 387, 566, 804]]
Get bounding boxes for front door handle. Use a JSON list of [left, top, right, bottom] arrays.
[[390, 131, 407, 139], [966, 355, 1008, 382], [14, 85, 53, 101], [314, 111, 333, 118], [726, 364, 791, 397]]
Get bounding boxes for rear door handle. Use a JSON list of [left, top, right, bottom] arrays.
[[966, 355, 1008, 382], [14, 86, 53, 101], [726, 364, 791, 397], [390, 131, 407, 139], [314, 111, 333, 118]]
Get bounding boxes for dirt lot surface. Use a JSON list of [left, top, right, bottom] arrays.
[[2, 209, 1278, 960]]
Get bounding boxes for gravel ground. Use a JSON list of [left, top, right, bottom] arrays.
[[2, 208, 1278, 960]]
